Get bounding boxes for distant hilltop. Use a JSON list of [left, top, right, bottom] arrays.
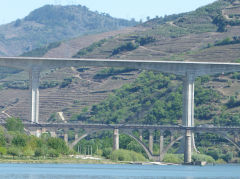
[[0, 5, 138, 56]]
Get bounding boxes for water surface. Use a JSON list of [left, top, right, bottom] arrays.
[[0, 163, 239, 179]]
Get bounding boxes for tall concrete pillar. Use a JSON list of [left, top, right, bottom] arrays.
[[184, 130, 192, 163], [64, 133, 68, 144], [159, 132, 164, 161], [113, 129, 119, 150], [182, 72, 195, 163], [30, 68, 40, 124], [149, 130, 154, 154]]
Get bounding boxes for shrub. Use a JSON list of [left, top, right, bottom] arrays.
[[0, 147, 7, 156], [6, 117, 24, 132], [136, 36, 156, 46], [206, 149, 221, 160], [73, 39, 106, 58], [34, 148, 43, 158], [0, 133, 6, 146], [110, 149, 146, 162], [226, 96, 240, 108], [163, 154, 183, 164], [12, 134, 27, 147], [23, 147, 34, 157], [222, 152, 234, 162], [112, 42, 139, 56], [102, 147, 112, 159], [126, 141, 143, 153], [59, 78, 73, 88], [192, 153, 215, 163], [7, 147, 20, 158], [47, 137, 69, 154], [47, 149, 59, 158]]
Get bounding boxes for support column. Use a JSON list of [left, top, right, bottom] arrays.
[[30, 68, 40, 124], [182, 72, 195, 164], [149, 130, 154, 154], [50, 131, 57, 138], [184, 130, 192, 163], [113, 128, 119, 150], [64, 133, 68, 144], [234, 132, 239, 143], [36, 129, 42, 137], [139, 129, 143, 141], [159, 131, 164, 161], [75, 133, 79, 141]]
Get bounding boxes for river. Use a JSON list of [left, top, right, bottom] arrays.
[[0, 163, 239, 179]]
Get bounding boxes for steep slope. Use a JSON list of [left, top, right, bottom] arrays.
[[0, 5, 137, 56], [71, 0, 240, 62], [1, 0, 240, 124]]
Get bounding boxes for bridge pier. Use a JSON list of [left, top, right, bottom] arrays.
[[75, 133, 79, 141], [159, 132, 164, 161], [64, 133, 68, 144], [159, 131, 164, 161], [29, 129, 42, 137], [149, 130, 154, 154], [184, 130, 192, 163], [139, 129, 143, 141], [113, 128, 119, 150], [30, 68, 40, 124], [182, 72, 195, 164], [50, 131, 57, 138]]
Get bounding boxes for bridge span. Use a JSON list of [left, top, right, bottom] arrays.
[[1, 122, 239, 161], [1, 57, 240, 163]]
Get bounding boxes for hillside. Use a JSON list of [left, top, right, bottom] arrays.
[[71, 0, 240, 62], [1, 0, 240, 123], [0, 0, 240, 162], [0, 5, 137, 56]]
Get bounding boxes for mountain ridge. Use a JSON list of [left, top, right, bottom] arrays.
[[0, 4, 137, 56]]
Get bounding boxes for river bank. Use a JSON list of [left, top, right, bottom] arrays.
[[0, 155, 117, 164], [0, 154, 238, 165]]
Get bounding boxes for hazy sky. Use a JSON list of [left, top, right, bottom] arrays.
[[0, 0, 216, 25]]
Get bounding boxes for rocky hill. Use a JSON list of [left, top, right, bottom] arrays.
[[0, 5, 137, 56]]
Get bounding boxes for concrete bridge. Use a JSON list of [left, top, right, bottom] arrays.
[[1, 56, 240, 163], [1, 121, 239, 161]]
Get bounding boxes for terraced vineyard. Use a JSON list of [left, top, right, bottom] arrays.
[[0, 67, 139, 122], [1, 0, 240, 124]]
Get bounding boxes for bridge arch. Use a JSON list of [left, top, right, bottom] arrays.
[[69, 129, 107, 149], [195, 131, 240, 152], [122, 130, 183, 161], [69, 128, 184, 161]]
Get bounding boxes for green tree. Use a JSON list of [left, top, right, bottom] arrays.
[[0, 127, 6, 146], [7, 147, 20, 159], [47, 137, 69, 154], [5, 117, 24, 132], [12, 134, 27, 147], [47, 149, 59, 158], [0, 147, 7, 156], [34, 148, 44, 159]]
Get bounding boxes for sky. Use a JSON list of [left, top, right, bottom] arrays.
[[0, 0, 217, 25]]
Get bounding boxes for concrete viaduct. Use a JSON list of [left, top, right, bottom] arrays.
[[1, 56, 240, 163], [15, 123, 240, 161]]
